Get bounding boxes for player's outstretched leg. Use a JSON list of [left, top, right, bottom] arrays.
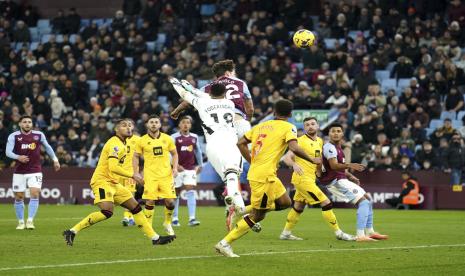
[[364, 199, 389, 240], [216, 214, 261, 258], [320, 202, 355, 241], [355, 198, 377, 242], [64, 203, 114, 246]]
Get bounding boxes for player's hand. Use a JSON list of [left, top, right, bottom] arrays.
[[53, 160, 61, 171], [172, 169, 178, 178], [311, 157, 322, 165], [348, 163, 366, 172], [178, 165, 185, 172], [133, 172, 144, 185], [181, 79, 194, 93], [17, 155, 30, 163], [292, 163, 304, 175], [170, 109, 181, 120], [196, 166, 202, 174], [352, 177, 361, 185]]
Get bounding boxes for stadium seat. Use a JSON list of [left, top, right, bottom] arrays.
[[440, 111, 456, 120], [294, 62, 304, 73], [425, 128, 434, 137], [200, 4, 216, 16], [429, 119, 443, 129], [161, 103, 170, 111], [158, 96, 168, 104], [452, 120, 463, 128], [310, 16, 319, 27], [375, 70, 390, 82], [397, 78, 411, 88], [457, 111, 465, 121], [155, 33, 167, 52], [38, 26, 52, 35], [324, 38, 337, 50], [56, 34, 64, 43], [87, 80, 98, 92], [29, 27, 39, 42], [363, 30, 370, 37], [381, 79, 396, 93], [93, 18, 105, 27], [146, 41, 155, 52], [69, 34, 78, 44], [348, 30, 362, 40], [124, 57, 133, 69], [386, 62, 396, 73], [30, 42, 39, 50], [37, 19, 50, 28], [41, 34, 52, 43], [105, 18, 113, 25], [137, 18, 143, 28], [80, 19, 90, 27]]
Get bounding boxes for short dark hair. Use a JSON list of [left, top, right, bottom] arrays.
[[212, 59, 235, 77], [147, 115, 160, 122], [274, 99, 294, 117], [114, 118, 130, 126], [179, 115, 193, 124], [210, 83, 226, 97], [303, 117, 318, 123], [19, 115, 32, 122], [327, 122, 344, 132]]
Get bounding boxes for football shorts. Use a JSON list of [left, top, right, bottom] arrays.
[[206, 131, 242, 180], [293, 178, 328, 205], [12, 173, 43, 192], [174, 170, 197, 188], [143, 175, 176, 200], [249, 176, 287, 210], [90, 181, 133, 205], [119, 177, 136, 193], [326, 179, 365, 204]]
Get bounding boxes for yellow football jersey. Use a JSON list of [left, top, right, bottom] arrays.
[[90, 136, 128, 185], [245, 119, 297, 182], [122, 134, 140, 174], [291, 135, 323, 183], [136, 132, 176, 179]]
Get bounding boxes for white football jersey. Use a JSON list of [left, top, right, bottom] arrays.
[[184, 93, 236, 142]]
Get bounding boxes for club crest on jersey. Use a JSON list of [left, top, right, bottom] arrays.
[[21, 143, 36, 150], [33, 135, 39, 141], [112, 146, 119, 155]]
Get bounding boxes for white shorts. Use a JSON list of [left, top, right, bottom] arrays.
[[206, 132, 242, 180], [12, 173, 43, 192], [326, 178, 365, 204], [174, 170, 197, 188], [234, 117, 251, 140]]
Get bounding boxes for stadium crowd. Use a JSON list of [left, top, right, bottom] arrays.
[[0, 0, 464, 181]]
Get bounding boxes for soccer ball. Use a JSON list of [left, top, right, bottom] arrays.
[[293, 29, 316, 48]]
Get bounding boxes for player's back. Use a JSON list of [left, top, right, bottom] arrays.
[[320, 142, 347, 185], [246, 120, 297, 182], [292, 135, 323, 183], [91, 136, 127, 185], [194, 97, 236, 142], [8, 130, 45, 174], [202, 76, 251, 117]]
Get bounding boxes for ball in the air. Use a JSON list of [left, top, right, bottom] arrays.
[[293, 29, 316, 48]]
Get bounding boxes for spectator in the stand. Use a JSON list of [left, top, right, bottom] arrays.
[[12, 20, 30, 42], [444, 133, 465, 185], [123, 0, 142, 18], [416, 140, 439, 169], [66, 8, 81, 34], [51, 9, 67, 34], [350, 133, 369, 163], [445, 87, 464, 112], [411, 120, 427, 145], [437, 118, 456, 140], [391, 56, 414, 79], [398, 154, 414, 170], [407, 106, 429, 128], [385, 171, 421, 209]]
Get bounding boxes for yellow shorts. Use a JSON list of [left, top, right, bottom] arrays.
[[143, 176, 176, 200], [249, 176, 287, 210], [119, 177, 136, 193], [293, 178, 328, 205], [91, 181, 133, 205]]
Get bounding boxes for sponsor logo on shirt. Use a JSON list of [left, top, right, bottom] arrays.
[[21, 143, 36, 150]]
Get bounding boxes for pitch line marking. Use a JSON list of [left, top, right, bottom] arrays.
[[1, 243, 464, 271]]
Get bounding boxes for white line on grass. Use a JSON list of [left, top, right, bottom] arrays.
[[1, 243, 464, 271]]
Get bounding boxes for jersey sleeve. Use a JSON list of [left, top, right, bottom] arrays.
[[5, 133, 19, 160], [243, 82, 252, 99], [40, 132, 58, 161], [167, 136, 176, 152], [284, 124, 298, 143], [323, 143, 338, 159], [244, 128, 253, 142], [107, 139, 121, 159]]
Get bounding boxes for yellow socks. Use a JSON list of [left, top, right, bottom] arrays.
[[123, 210, 133, 220], [322, 209, 340, 232], [144, 204, 155, 226], [224, 216, 255, 244], [245, 205, 253, 214], [164, 206, 174, 225], [71, 211, 108, 233], [133, 210, 158, 239], [284, 208, 302, 232]]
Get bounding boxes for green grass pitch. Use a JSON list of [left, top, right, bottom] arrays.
[[0, 204, 464, 275]]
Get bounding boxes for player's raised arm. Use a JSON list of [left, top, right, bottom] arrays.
[[171, 101, 191, 120], [237, 136, 251, 163], [39, 132, 60, 171]]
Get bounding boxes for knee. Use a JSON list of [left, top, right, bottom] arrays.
[[250, 210, 266, 222], [321, 202, 333, 211], [165, 200, 175, 210], [131, 204, 142, 214], [275, 198, 292, 211], [101, 209, 113, 218], [15, 193, 25, 201]]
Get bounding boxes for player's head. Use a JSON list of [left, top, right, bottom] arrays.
[[179, 115, 192, 133], [19, 115, 33, 133], [114, 118, 132, 138], [274, 99, 293, 119], [327, 122, 344, 143], [146, 115, 161, 133], [303, 117, 319, 135], [210, 83, 226, 98], [125, 118, 136, 136], [212, 59, 236, 78]]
